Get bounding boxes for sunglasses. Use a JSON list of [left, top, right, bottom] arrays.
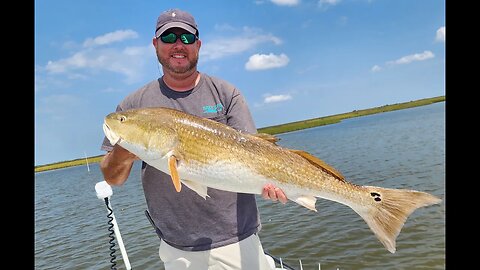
[[158, 32, 197, 44]]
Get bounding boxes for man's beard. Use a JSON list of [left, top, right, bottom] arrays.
[[158, 52, 199, 74]]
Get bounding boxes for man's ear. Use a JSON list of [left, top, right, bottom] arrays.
[[196, 38, 201, 49]]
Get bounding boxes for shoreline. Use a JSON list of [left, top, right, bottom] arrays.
[[35, 95, 444, 173]]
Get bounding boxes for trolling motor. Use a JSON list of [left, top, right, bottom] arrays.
[[95, 181, 132, 270]]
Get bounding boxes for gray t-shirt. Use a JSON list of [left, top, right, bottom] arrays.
[[101, 73, 261, 251]]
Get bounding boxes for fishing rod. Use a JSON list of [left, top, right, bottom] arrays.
[[95, 181, 132, 270]]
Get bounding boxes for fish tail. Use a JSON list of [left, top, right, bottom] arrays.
[[351, 186, 441, 253]]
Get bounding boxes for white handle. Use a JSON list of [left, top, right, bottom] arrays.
[[95, 181, 113, 199]]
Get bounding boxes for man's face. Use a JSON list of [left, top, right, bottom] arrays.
[[154, 27, 201, 74]]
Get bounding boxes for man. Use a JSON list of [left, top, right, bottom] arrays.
[[100, 8, 287, 270]]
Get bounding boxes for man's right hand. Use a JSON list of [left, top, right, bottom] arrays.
[[100, 145, 139, 186]]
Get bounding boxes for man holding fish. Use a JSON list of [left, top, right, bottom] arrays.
[[100, 8, 285, 270]]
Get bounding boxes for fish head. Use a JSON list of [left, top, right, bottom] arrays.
[[103, 109, 179, 159]]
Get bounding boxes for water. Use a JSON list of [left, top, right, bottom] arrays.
[[35, 102, 445, 269]]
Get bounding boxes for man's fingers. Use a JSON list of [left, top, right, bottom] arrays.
[[262, 184, 273, 199], [262, 184, 288, 204], [276, 188, 288, 204], [268, 187, 278, 201]]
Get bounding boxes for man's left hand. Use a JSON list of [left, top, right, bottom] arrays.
[[262, 184, 288, 204]]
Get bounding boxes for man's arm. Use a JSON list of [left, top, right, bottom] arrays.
[[100, 144, 139, 186]]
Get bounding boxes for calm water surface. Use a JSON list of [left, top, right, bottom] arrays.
[[35, 102, 445, 269]]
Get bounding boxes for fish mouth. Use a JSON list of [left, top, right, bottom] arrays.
[[103, 122, 121, 146]]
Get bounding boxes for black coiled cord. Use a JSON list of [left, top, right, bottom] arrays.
[[104, 197, 117, 270]]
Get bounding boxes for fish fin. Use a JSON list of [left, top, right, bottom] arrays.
[[293, 196, 318, 212], [182, 180, 210, 200], [168, 155, 181, 192], [252, 133, 280, 144], [351, 186, 442, 253], [289, 149, 345, 181]]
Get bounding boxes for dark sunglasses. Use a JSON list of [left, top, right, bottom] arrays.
[[158, 32, 197, 44]]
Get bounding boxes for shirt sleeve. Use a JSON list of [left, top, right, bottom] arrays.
[[225, 88, 257, 134]]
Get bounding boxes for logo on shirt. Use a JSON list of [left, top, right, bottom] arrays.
[[203, 103, 224, 114]]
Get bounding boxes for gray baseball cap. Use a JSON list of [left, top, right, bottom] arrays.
[[155, 9, 198, 38]]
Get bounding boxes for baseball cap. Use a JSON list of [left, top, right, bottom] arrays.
[[155, 9, 199, 38]]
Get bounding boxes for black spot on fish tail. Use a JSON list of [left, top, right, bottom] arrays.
[[370, 192, 382, 202]]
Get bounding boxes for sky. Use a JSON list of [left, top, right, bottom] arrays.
[[35, 0, 445, 166]]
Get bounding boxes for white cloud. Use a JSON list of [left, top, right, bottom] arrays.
[[371, 65, 382, 72], [44, 44, 154, 84], [319, 0, 341, 5], [83, 30, 139, 47], [387, 51, 434, 66], [264, 94, 292, 103], [200, 28, 282, 61], [270, 0, 300, 6], [372, 50, 435, 72], [245, 53, 290, 70], [435, 26, 445, 42], [45, 52, 89, 73], [319, 0, 341, 9]]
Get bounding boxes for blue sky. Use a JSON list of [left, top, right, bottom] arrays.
[[35, 0, 445, 166]]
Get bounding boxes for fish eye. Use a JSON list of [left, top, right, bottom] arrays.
[[119, 116, 126, 122]]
